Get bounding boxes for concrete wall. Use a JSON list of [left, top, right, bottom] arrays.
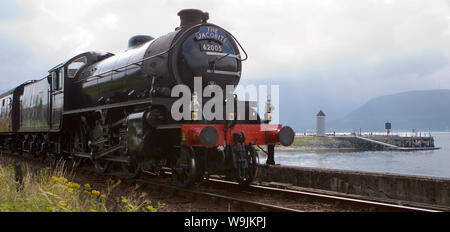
[[256, 165, 450, 207], [334, 136, 385, 150]]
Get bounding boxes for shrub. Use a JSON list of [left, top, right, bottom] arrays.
[[0, 162, 166, 212]]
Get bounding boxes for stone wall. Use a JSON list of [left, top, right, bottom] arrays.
[[256, 165, 450, 206], [334, 137, 384, 150]]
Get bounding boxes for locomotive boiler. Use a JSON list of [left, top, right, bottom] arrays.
[[0, 9, 295, 187]]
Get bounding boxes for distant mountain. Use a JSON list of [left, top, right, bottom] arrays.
[[329, 89, 450, 131]]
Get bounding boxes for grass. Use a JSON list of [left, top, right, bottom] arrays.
[[0, 160, 167, 212]]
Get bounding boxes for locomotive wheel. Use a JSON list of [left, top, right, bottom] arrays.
[[93, 159, 110, 174], [173, 146, 197, 188], [121, 156, 141, 178], [37, 137, 47, 162], [30, 136, 39, 159], [239, 146, 259, 186], [70, 126, 87, 169]]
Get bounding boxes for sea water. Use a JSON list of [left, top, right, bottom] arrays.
[[259, 132, 450, 178]]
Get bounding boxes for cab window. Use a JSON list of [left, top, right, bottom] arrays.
[[68, 56, 87, 78], [59, 68, 64, 89], [52, 72, 58, 90]]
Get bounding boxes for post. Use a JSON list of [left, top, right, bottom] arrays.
[[266, 145, 275, 165]]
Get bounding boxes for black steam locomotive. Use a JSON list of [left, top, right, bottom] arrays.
[[0, 9, 294, 187]]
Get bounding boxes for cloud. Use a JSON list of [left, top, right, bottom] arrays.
[[1, 0, 450, 127], [0, 0, 22, 21], [2, 0, 450, 78], [0, 32, 53, 92]]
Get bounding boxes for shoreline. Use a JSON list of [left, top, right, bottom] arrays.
[[276, 146, 361, 153]]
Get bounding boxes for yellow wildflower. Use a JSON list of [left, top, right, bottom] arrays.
[[91, 190, 100, 196], [66, 182, 80, 189], [51, 176, 59, 182], [68, 188, 74, 192], [89, 209, 97, 212], [84, 184, 91, 189], [59, 177, 68, 183], [101, 194, 106, 199], [58, 202, 67, 207]]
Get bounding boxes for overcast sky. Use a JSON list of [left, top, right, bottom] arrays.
[[1, 0, 450, 127]]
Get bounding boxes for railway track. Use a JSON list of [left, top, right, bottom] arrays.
[[1, 151, 446, 212], [135, 175, 304, 212], [140, 171, 445, 212], [203, 178, 445, 212]]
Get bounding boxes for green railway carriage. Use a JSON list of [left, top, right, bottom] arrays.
[[0, 90, 13, 133], [19, 79, 51, 132]]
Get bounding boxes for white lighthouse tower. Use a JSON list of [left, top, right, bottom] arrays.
[[316, 110, 326, 137]]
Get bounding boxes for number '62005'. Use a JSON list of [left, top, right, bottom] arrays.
[[201, 44, 223, 52]]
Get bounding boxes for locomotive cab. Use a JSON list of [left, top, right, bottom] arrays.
[[49, 55, 89, 126], [59, 52, 114, 110]]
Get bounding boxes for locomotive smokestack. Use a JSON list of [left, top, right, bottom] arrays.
[[178, 9, 209, 28]]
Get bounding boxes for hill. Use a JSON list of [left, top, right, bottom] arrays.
[[329, 89, 450, 131]]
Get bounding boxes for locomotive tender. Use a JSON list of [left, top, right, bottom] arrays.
[[0, 9, 294, 187]]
